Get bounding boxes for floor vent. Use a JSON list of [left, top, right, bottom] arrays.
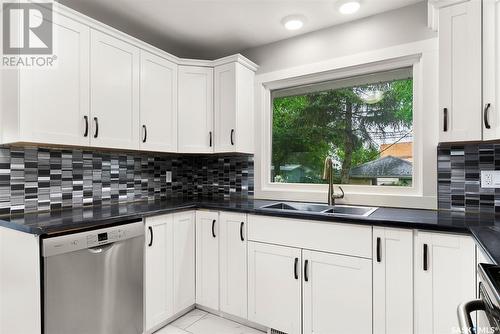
[[270, 329, 288, 334]]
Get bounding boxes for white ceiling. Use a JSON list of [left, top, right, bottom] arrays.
[[58, 0, 423, 59]]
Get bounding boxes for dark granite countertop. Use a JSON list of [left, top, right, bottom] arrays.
[[0, 198, 498, 264]]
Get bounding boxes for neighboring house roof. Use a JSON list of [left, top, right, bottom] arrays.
[[349, 155, 412, 179]]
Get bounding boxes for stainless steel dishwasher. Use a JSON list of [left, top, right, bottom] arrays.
[[42, 220, 144, 334]]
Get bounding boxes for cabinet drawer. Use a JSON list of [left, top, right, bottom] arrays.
[[247, 215, 372, 258]]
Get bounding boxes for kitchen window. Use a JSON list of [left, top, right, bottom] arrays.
[[271, 68, 414, 187], [254, 43, 439, 209]]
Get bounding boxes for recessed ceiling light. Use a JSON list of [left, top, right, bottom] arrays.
[[281, 15, 306, 31], [338, 1, 361, 15]]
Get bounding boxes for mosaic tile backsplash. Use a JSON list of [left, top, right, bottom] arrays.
[[438, 143, 500, 213], [0, 147, 253, 215]]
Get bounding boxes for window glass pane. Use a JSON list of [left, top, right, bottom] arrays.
[[271, 67, 413, 187]]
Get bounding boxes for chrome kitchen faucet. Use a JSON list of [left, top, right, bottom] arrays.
[[322, 156, 345, 206]]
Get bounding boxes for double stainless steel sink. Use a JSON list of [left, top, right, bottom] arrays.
[[259, 202, 378, 217]]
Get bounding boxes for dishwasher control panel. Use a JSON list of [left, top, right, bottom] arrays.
[[86, 229, 127, 248], [42, 221, 144, 257]]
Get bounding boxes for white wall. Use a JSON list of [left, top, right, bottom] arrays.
[[242, 2, 436, 74]]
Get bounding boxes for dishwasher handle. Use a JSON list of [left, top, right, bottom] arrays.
[[88, 243, 114, 254], [457, 299, 485, 333]]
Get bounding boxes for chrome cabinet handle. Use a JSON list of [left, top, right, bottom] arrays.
[[83, 116, 89, 137], [93, 117, 99, 138], [142, 125, 147, 143], [443, 108, 448, 132], [230, 129, 235, 146], [148, 226, 153, 247], [484, 103, 492, 129]]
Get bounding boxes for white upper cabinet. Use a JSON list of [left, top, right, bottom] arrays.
[[414, 231, 476, 334], [373, 227, 413, 334], [302, 250, 372, 334], [0, 3, 258, 153], [438, 0, 482, 142], [214, 62, 256, 153], [219, 212, 248, 319], [178, 66, 214, 153], [90, 29, 140, 150], [2, 12, 90, 146], [140, 51, 178, 152], [195, 211, 220, 310], [483, 0, 500, 140]]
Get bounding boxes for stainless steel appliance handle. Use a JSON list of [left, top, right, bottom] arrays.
[[457, 299, 485, 333], [87, 243, 114, 254]]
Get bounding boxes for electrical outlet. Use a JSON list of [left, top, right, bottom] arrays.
[[480, 170, 500, 188], [165, 171, 172, 183]]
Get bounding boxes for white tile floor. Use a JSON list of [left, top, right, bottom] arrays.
[[155, 309, 265, 334]]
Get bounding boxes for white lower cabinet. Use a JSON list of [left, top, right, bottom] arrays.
[[302, 250, 372, 334], [414, 231, 476, 334], [247, 241, 372, 334], [172, 211, 196, 313], [142, 211, 478, 334], [144, 212, 195, 333], [373, 227, 413, 334], [248, 242, 302, 334], [144, 214, 174, 332], [195, 211, 220, 310], [219, 212, 248, 319]]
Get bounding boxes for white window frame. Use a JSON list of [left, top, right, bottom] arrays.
[[254, 39, 439, 209]]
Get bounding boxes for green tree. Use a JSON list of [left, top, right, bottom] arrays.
[[272, 78, 413, 184]]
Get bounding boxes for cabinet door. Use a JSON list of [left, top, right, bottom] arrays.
[[219, 212, 247, 319], [302, 250, 372, 334], [140, 51, 178, 152], [214, 63, 255, 154], [195, 211, 219, 310], [144, 215, 174, 331], [248, 242, 301, 334], [483, 0, 500, 140], [373, 227, 413, 334], [19, 13, 90, 146], [214, 63, 237, 152], [414, 231, 475, 334], [172, 211, 195, 314], [90, 30, 140, 150], [438, 1, 482, 142], [178, 66, 214, 153]]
